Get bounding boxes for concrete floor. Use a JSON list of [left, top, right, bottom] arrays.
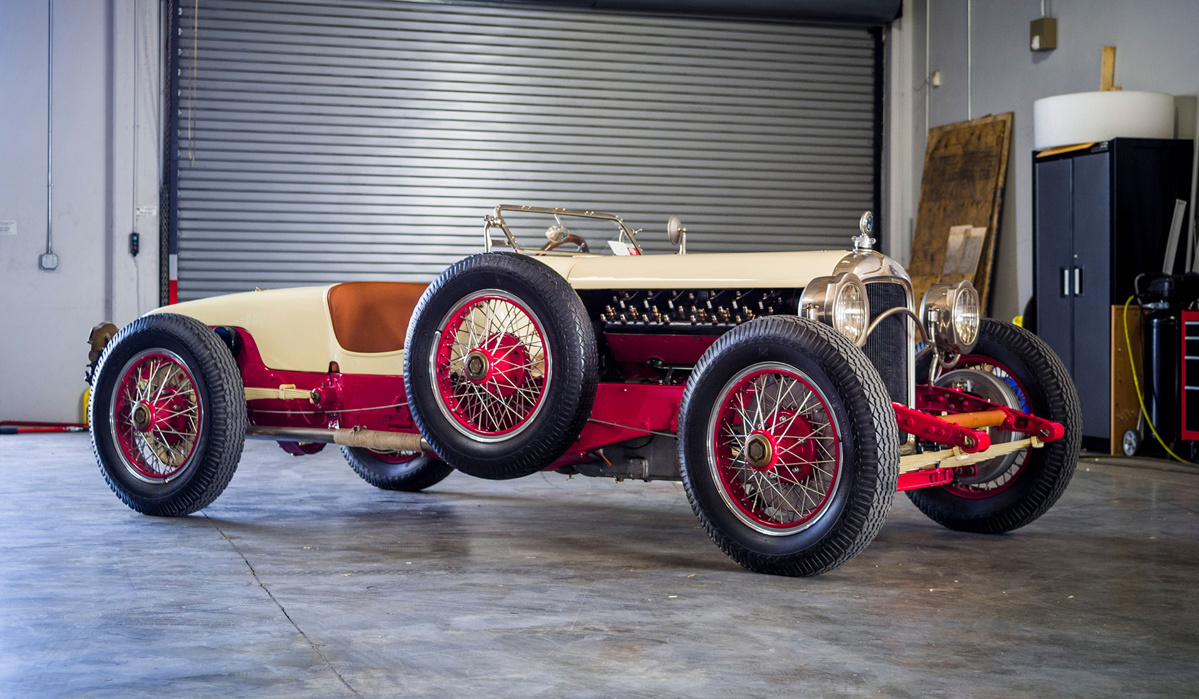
[[0, 435, 1196, 697]]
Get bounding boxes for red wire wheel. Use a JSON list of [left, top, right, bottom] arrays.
[[431, 290, 550, 441], [707, 363, 842, 534], [404, 253, 597, 480], [938, 355, 1032, 500], [907, 319, 1081, 534], [89, 313, 245, 516], [678, 316, 899, 576], [110, 349, 204, 482]]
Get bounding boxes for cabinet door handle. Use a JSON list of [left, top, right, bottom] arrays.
[[1061, 268, 1071, 297], [1074, 267, 1083, 296]]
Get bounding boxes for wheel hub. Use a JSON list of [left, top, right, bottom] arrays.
[[433, 291, 550, 439], [745, 431, 776, 471], [111, 350, 202, 482], [935, 366, 1023, 485], [463, 333, 531, 399], [771, 410, 817, 481], [130, 393, 189, 438], [464, 350, 490, 382], [708, 364, 842, 534], [131, 402, 154, 431]]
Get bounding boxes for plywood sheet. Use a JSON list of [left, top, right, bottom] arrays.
[[910, 113, 1013, 309], [1110, 304, 1143, 455]]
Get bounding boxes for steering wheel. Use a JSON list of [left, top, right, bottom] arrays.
[[540, 234, 590, 253]]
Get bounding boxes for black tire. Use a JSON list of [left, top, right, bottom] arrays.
[[88, 313, 246, 516], [678, 316, 900, 577], [340, 447, 453, 492], [907, 319, 1081, 533], [404, 252, 598, 480]]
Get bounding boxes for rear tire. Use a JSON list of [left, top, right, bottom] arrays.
[[88, 313, 245, 516], [678, 316, 899, 577], [340, 447, 453, 492], [907, 319, 1081, 533]]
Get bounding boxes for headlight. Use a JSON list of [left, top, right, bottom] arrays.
[[920, 280, 980, 358], [798, 272, 870, 344]]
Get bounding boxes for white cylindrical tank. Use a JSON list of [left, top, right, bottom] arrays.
[[1034, 91, 1174, 150]]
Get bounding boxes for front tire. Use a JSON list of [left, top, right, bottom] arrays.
[[88, 313, 245, 516], [678, 316, 899, 577], [340, 447, 453, 492], [908, 319, 1081, 533]]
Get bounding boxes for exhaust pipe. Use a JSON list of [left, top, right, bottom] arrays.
[[246, 425, 428, 453]]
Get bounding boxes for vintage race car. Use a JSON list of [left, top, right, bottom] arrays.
[[86, 205, 1080, 576]]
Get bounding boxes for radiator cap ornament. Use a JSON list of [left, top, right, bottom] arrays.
[[853, 211, 875, 252]]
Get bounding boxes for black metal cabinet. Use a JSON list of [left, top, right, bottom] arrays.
[[1032, 138, 1193, 442]]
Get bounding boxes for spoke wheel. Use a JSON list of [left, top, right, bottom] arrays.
[[708, 363, 841, 534], [908, 319, 1081, 534], [433, 290, 550, 441], [403, 252, 597, 480], [111, 349, 204, 483], [89, 313, 245, 516], [679, 316, 898, 577]]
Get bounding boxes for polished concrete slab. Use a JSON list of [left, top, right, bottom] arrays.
[[1, 434, 1196, 697]]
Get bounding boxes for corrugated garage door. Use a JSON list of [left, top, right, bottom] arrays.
[[170, 0, 879, 301]]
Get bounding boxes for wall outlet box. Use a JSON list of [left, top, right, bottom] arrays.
[[1030, 17, 1057, 52], [39, 252, 59, 270]]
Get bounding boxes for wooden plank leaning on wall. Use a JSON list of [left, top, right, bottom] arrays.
[[909, 113, 1014, 311]]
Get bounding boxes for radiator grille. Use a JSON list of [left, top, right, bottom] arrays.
[[864, 282, 910, 406]]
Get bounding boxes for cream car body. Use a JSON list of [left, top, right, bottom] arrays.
[[153, 248, 857, 375]]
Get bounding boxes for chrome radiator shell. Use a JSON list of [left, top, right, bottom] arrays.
[[864, 280, 913, 406]]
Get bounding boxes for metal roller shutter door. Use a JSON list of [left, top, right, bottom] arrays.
[[172, 0, 879, 301]]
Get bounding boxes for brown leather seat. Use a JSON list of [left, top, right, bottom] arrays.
[[327, 282, 427, 354]]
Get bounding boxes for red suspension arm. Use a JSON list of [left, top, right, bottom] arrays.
[[915, 385, 1065, 442]]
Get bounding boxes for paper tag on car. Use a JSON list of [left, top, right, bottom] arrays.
[[607, 240, 640, 256]]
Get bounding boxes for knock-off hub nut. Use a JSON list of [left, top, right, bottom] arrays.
[[745, 432, 775, 471], [131, 402, 154, 431], [464, 350, 490, 382]]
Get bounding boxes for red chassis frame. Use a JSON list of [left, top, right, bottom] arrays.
[[233, 329, 1066, 491]]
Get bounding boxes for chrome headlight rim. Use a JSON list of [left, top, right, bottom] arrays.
[[798, 272, 871, 344], [920, 280, 981, 360]]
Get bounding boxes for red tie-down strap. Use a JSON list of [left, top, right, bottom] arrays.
[[914, 385, 1066, 442]]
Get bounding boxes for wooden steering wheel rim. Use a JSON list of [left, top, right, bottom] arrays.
[[540, 234, 590, 253]]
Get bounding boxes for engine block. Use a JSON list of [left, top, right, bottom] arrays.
[[583, 289, 798, 333]]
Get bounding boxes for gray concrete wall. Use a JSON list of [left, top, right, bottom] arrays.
[[0, 0, 160, 423], [908, 0, 1199, 321]]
